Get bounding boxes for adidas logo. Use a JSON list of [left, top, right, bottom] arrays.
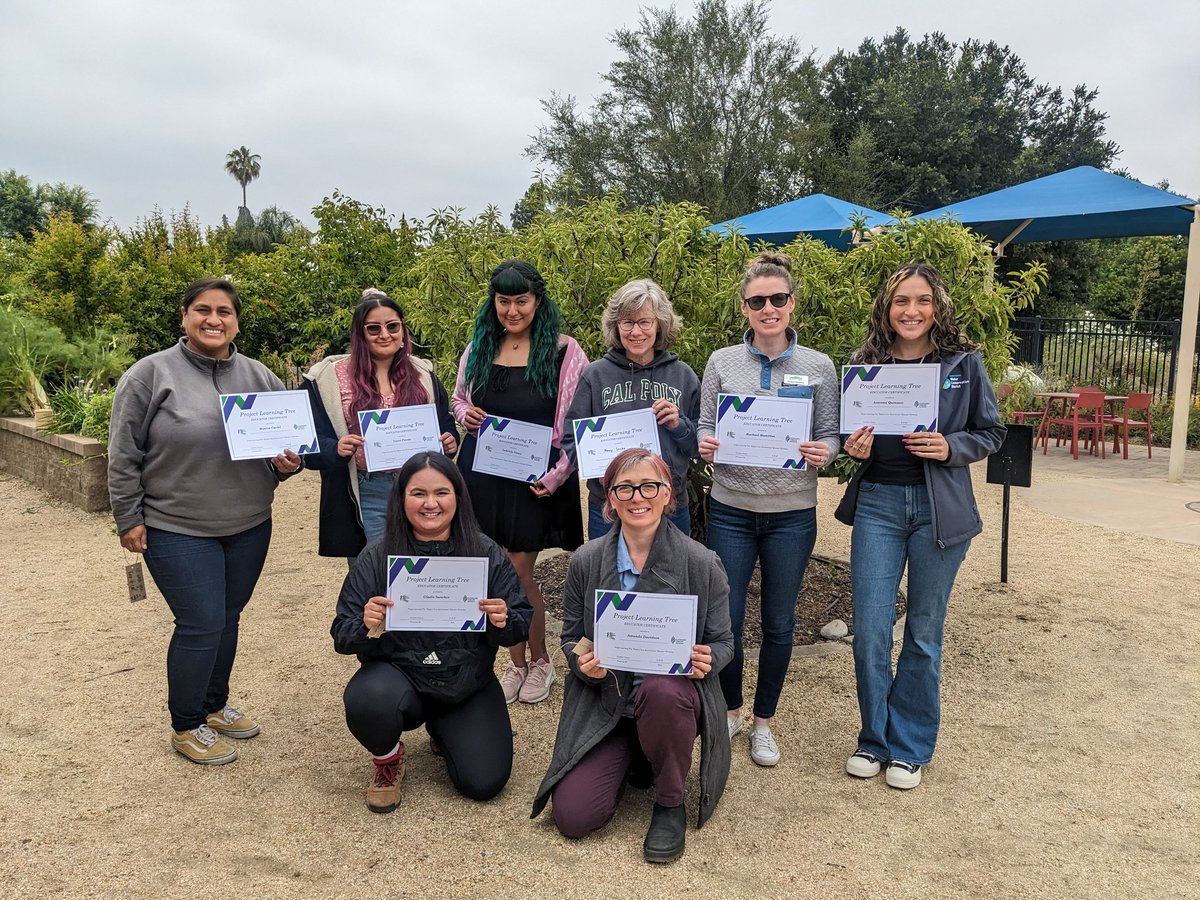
[[422, 652, 441, 665]]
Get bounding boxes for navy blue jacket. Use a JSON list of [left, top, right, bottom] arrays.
[[836, 351, 1005, 548]]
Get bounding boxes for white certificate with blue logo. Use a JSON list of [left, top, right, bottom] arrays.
[[219, 390, 318, 460], [358, 404, 442, 472], [385, 555, 489, 632], [840, 364, 941, 435], [572, 408, 662, 480], [593, 590, 698, 676], [713, 393, 812, 470], [472, 416, 553, 483]]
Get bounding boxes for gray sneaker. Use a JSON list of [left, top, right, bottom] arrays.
[[749, 725, 780, 767], [727, 714, 743, 741]]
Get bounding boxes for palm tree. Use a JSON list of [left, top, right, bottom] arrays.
[[224, 146, 262, 211]]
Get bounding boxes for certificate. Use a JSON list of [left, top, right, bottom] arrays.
[[219, 390, 319, 460], [572, 408, 662, 480], [840, 364, 941, 435], [472, 416, 552, 483], [713, 393, 811, 470], [593, 591, 698, 676], [385, 555, 489, 632], [358, 404, 442, 472]]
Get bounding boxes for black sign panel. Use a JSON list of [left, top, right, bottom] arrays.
[[986, 424, 1034, 488]]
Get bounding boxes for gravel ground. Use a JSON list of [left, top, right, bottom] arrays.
[[0, 466, 1196, 899]]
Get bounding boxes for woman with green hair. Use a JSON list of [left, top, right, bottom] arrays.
[[452, 260, 588, 705]]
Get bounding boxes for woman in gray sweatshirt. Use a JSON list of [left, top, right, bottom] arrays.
[[697, 252, 841, 769], [108, 278, 301, 766]]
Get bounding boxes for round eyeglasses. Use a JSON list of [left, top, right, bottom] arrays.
[[618, 318, 655, 332], [608, 481, 667, 501]]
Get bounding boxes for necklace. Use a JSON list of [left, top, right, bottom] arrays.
[[888, 349, 934, 364]]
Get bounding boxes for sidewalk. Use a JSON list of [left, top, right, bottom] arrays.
[[1020, 442, 1200, 545]]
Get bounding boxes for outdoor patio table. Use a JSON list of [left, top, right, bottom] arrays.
[[1033, 392, 1128, 454]]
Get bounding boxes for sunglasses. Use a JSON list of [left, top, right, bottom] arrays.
[[743, 292, 791, 311], [363, 321, 404, 336]]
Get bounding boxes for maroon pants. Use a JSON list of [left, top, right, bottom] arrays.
[[551, 675, 701, 839]]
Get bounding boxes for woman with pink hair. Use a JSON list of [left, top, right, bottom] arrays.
[[304, 289, 458, 560]]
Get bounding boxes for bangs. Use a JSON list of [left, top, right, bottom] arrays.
[[490, 266, 533, 297]]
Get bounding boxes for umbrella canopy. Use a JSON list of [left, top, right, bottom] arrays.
[[709, 193, 891, 249], [915, 166, 1196, 246]]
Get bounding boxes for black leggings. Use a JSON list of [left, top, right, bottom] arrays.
[[343, 662, 513, 801]]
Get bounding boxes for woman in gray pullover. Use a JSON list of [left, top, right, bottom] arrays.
[[697, 252, 841, 768], [108, 278, 301, 766]]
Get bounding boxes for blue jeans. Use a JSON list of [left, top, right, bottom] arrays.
[[587, 497, 691, 541], [143, 520, 273, 732], [706, 497, 816, 719], [850, 482, 970, 765], [357, 470, 396, 543]]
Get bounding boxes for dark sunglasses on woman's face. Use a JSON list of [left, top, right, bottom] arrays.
[[609, 481, 666, 501], [742, 292, 791, 311], [363, 321, 404, 336]]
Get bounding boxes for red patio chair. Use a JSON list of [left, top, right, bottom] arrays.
[[997, 383, 1046, 430], [1070, 385, 1101, 393], [1046, 390, 1106, 460], [1105, 392, 1153, 459]]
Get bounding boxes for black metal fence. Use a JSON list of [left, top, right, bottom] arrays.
[[1012, 317, 1200, 399]]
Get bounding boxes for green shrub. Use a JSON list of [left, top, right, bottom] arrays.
[[47, 384, 115, 443], [1148, 397, 1200, 450]]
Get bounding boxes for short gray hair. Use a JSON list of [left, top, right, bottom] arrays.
[[600, 279, 683, 351]]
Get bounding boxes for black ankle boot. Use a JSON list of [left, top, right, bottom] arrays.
[[643, 802, 686, 863]]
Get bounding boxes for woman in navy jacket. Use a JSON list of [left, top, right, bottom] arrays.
[[836, 263, 1005, 790]]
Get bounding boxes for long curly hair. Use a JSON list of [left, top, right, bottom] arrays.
[[347, 290, 428, 416], [852, 263, 980, 364], [463, 260, 562, 399]]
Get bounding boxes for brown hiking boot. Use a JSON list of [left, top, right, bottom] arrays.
[[366, 743, 405, 814]]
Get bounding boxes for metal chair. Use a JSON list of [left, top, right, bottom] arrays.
[[1105, 393, 1153, 459], [1046, 390, 1106, 460]]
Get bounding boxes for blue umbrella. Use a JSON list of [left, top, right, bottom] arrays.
[[709, 193, 891, 250]]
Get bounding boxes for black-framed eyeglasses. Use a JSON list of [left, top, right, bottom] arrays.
[[364, 321, 404, 336], [609, 481, 667, 501], [743, 292, 791, 311], [618, 318, 655, 332]]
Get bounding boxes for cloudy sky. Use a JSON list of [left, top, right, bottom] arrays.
[[3, 1, 1197, 230]]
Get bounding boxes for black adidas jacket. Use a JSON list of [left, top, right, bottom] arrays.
[[330, 535, 531, 704]]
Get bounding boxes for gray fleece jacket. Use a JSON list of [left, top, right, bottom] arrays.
[[697, 330, 841, 513], [108, 338, 288, 537]]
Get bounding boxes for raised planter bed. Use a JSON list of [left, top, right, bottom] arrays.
[[0, 416, 109, 512]]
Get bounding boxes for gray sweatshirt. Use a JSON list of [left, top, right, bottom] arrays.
[[697, 330, 841, 513], [108, 338, 287, 537]]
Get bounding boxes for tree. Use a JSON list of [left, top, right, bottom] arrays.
[[39, 182, 99, 228], [816, 30, 1119, 211], [224, 146, 262, 211], [528, 0, 824, 223], [0, 170, 44, 239]]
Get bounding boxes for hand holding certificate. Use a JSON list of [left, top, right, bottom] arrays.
[[713, 393, 812, 470], [472, 416, 552, 483], [220, 390, 318, 460], [572, 408, 662, 480], [593, 591, 698, 676], [358, 404, 442, 472], [385, 556, 490, 632], [840, 364, 940, 435]]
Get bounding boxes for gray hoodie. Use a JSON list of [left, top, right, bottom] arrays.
[[564, 348, 700, 506], [108, 338, 288, 537]]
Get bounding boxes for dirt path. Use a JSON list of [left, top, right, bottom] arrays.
[[0, 467, 1195, 899]]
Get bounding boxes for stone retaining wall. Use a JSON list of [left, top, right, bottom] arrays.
[[0, 417, 109, 512]]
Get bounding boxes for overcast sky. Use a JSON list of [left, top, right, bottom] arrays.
[[3, 1, 1197, 230]]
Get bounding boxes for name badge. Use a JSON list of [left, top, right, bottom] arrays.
[[783, 374, 809, 386]]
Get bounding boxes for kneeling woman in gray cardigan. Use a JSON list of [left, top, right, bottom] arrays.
[[532, 449, 733, 864]]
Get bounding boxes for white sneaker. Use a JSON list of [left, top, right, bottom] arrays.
[[846, 749, 883, 778], [727, 714, 743, 741], [519, 658, 555, 703], [885, 760, 922, 789], [499, 661, 526, 705], [748, 725, 780, 767]]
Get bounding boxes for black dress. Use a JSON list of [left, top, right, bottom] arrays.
[[458, 349, 584, 553]]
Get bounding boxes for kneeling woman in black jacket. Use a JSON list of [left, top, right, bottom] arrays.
[[331, 452, 532, 813]]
